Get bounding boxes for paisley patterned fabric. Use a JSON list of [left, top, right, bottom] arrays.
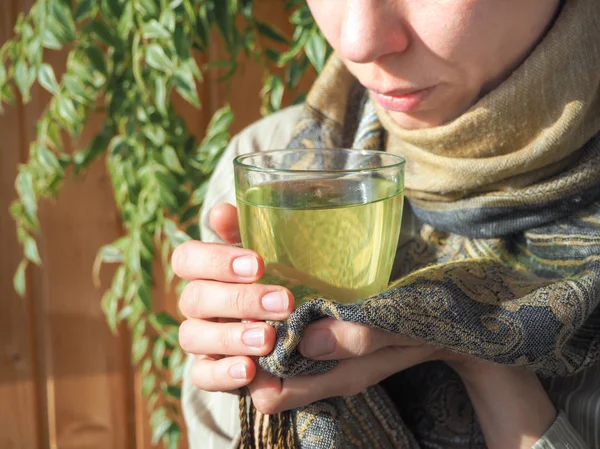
[[238, 0, 600, 447]]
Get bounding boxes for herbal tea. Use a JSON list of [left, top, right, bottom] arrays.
[[238, 178, 403, 305]]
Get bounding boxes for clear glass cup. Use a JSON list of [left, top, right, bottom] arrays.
[[234, 149, 405, 306]]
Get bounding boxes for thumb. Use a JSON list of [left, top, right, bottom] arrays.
[[209, 203, 241, 244]]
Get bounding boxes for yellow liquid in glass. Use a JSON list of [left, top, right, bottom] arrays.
[[238, 178, 403, 305]]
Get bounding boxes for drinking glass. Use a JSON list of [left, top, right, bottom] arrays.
[[234, 149, 405, 306]]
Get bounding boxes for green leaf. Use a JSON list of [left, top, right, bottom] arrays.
[[56, 96, 79, 124], [180, 203, 201, 224], [37, 145, 61, 172], [305, 31, 328, 73], [0, 63, 7, 87], [152, 338, 166, 367], [255, 21, 290, 44], [160, 9, 176, 32], [117, 1, 134, 38], [142, 19, 171, 40], [154, 312, 179, 327], [191, 180, 209, 206], [142, 373, 156, 396], [111, 265, 127, 297], [73, 0, 97, 22], [164, 384, 181, 399], [49, 1, 76, 42], [174, 24, 191, 62], [290, 5, 314, 26], [154, 76, 167, 115], [143, 125, 166, 146], [94, 242, 124, 267], [16, 171, 38, 228], [105, 0, 123, 18], [147, 392, 159, 411], [185, 223, 201, 241], [168, 346, 183, 374], [137, 0, 159, 17], [63, 74, 93, 103], [146, 44, 173, 73], [101, 291, 119, 333], [140, 358, 152, 376], [38, 64, 60, 95], [138, 284, 152, 311], [213, 0, 234, 44], [265, 48, 281, 64], [14, 260, 27, 296], [24, 237, 41, 265], [173, 68, 199, 107], [292, 92, 307, 105], [195, 5, 209, 49], [150, 406, 167, 428], [164, 220, 191, 248], [90, 19, 118, 47], [84, 46, 108, 75], [285, 58, 307, 90], [15, 60, 31, 101], [117, 304, 134, 320], [162, 146, 184, 174], [240, 0, 253, 17], [41, 28, 63, 50], [133, 336, 149, 364], [133, 317, 146, 342], [206, 105, 233, 135], [164, 424, 180, 449], [151, 418, 172, 445], [270, 76, 284, 111]]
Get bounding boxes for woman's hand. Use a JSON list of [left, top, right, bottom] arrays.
[[173, 204, 295, 392], [447, 360, 557, 449], [174, 203, 443, 412], [249, 318, 442, 414]]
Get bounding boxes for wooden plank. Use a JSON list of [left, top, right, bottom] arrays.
[[0, 2, 43, 448], [34, 101, 134, 449], [11, 26, 135, 449]]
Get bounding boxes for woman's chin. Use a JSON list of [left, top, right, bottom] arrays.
[[387, 110, 444, 130]]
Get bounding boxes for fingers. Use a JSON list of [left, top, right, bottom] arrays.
[[210, 203, 241, 244], [299, 319, 422, 360], [179, 319, 276, 356], [191, 356, 256, 392], [172, 240, 263, 282], [250, 345, 439, 414], [179, 280, 294, 321]]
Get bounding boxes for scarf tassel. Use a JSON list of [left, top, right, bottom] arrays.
[[239, 389, 296, 449]]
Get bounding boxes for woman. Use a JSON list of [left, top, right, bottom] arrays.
[[174, 0, 600, 447]]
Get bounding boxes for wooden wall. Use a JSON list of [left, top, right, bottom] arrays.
[[0, 2, 313, 448]]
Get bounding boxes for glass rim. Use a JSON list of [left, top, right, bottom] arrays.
[[233, 148, 406, 174]]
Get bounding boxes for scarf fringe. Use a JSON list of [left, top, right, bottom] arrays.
[[239, 389, 296, 449]]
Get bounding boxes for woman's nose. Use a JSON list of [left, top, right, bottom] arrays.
[[339, 0, 410, 64]]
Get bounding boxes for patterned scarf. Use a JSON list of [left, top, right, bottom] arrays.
[[240, 0, 600, 446]]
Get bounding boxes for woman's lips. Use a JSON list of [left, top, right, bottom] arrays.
[[370, 87, 434, 113]]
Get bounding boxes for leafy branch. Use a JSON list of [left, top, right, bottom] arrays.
[[0, 0, 329, 447]]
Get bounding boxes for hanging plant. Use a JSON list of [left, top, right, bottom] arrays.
[[0, 0, 330, 447]]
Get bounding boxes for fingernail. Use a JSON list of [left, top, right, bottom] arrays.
[[232, 255, 258, 278], [242, 328, 265, 347], [262, 291, 289, 313], [302, 329, 336, 358], [229, 363, 247, 380]]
